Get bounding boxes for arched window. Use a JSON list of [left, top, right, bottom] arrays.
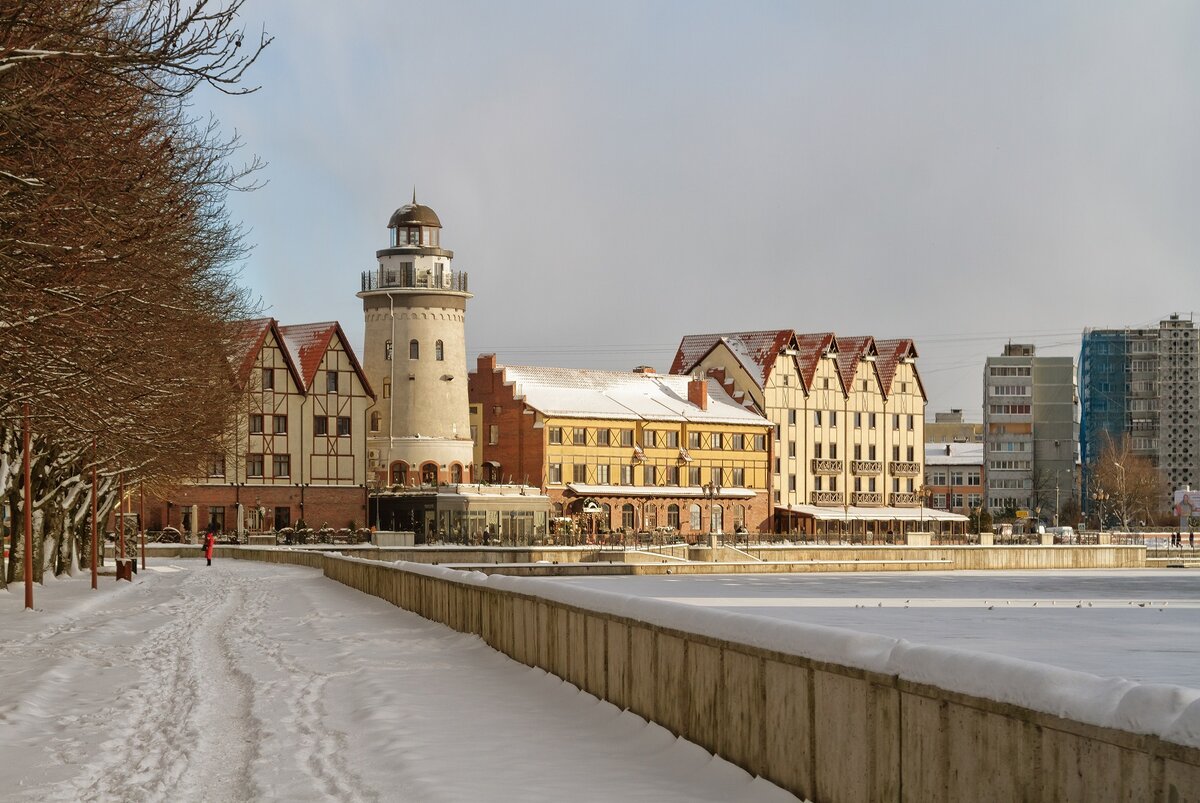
[[369, 411, 381, 432], [621, 503, 635, 530], [600, 503, 611, 531], [668, 504, 680, 530], [449, 463, 463, 484], [688, 504, 701, 531], [421, 462, 438, 486], [553, 503, 564, 518], [734, 504, 746, 529], [710, 504, 724, 533], [646, 506, 658, 529], [435, 340, 444, 361], [409, 339, 419, 360], [390, 462, 408, 486]]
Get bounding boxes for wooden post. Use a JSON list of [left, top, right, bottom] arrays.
[[23, 402, 33, 610], [118, 472, 125, 561], [91, 438, 98, 590]]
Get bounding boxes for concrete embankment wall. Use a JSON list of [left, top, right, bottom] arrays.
[[220, 548, 1198, 802]]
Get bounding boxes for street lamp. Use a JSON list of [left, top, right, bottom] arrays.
[[918, 484, 933, 532], [1092, 489, 1109, 532], [704, 482, 722, 540]]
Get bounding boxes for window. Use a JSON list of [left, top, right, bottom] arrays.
[[688, 466, 702, 486], [782, 375, 789, 386], [262, 368, 275, 390], [249, 414, 264, 434], [391, 463, 408, 485], [450, 464, 463, 483], [814, 443, 822, 458], [573, 428, 587, 446], [470, 425, 477, 442], [689, 431, 702, 449], [710, 467, 722, 485], [815, 476, 823, 490], [489, 425, 499, 445], [893, 445, 901, 461], [754, 434, 766, 450], [830, 411, 837, 427], [788, 440, 796, 457], [734, 504, 746, 529], [385, 339, 393, 361], [207, 454, 225, 477], [369, 412, 381, 432], [830, 477, 838, 492], [854, 445, 862, 460], [854, 412, 862, 428], [435, 340, 444, 361], [382, 379, 391, 399], [789, 410, 797, 425], [814, 410, 822, 426], [573, 464, 587, 482], [273, 454, 290, 478], [326, 371, 338, 393], [668, 504, 680, 529], [643, 464, 657, 485], [712, 433, 723, 450], [247, 453, 264, 477], [422, 463, 438, 485], [907, 415, 914, 429], [642, 429, 656, 448], [409, 339, 419, 360], [869, 445, 876, 460], [665, 431, 679, 448], [667, 465, 680, 485], [548, 463, 562, 484], [732, 468, 745, 486], [828, 443, 837, 459], [619, 430, 633, 447], [732, 434, 745, 450], [597, 429, 610, 446], [314, 416, 328, 436], [789, 474, 797, 491], [622, 504, 635, 530], [336, 416, 351, 436], [596, 464, 610, 483], [689, 504, 702, 531], [906, 446, 914, 461], [549, 427, 563, 445], [208, 506, 225, 532], [869, 413, 877, 429], [620, 465, 633, 485], [273, 415, 288, 435], [894, 414, 901, 429]]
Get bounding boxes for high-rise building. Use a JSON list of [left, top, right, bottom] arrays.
[[982, 344, 1078, 521], [1079, 314, 1200, 496]]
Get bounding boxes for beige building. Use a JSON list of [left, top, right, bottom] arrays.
[[155, 318, 375, 535], [672, 330, 948, 534]]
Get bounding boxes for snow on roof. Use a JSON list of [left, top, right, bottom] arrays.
[[498, 364, 771, 426], [669, 330, 795, 389], [228, 317, 273, 385], [833, 335, 876, 391], [925, 442, 985, 466], [792, 332, 837, 389], [278, 322, 338, 389]]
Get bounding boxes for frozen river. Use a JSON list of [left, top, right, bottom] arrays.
[[551, 569, 1200, 689], [0, 561, 796, 803]]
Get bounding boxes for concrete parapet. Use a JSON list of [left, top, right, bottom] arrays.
[[220, 547, 1198, 802]]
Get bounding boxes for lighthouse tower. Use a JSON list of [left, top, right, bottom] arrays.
[[359, 195, 474, 487]]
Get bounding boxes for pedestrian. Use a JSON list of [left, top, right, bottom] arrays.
[[204, 521, 217, 567]]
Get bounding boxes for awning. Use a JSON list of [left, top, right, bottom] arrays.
[[567, 483, 756, 499], [482, 460, 501, 468], [775, 504, 969, 522]]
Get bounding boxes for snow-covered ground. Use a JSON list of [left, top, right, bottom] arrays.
[[553, 569, 1200, 688], [0, 562, 797, 803]]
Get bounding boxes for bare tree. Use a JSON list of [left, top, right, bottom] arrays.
[[1088, 434, 1167, 529]]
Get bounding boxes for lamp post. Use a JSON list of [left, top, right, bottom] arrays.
[[704, 482, 722, 541], [918, 484, 933, 532], [1092, 489, 1108, 532]]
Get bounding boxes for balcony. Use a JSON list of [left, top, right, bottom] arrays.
[[811, 491, 844, 506], [851, 491, 884, 506], [890, 492, 920, 507], [811, 459, 843, 475], [361, 267, 469, 293], [850, 460, 882, 475], [889, 461, 921, 477]]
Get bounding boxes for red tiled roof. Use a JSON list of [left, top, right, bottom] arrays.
[[874, 338, 924, 400], [834, 336, 877, 393], [229, 318, 274, 387], [793, 332, 837, 390], [669, 330, 795, 389], [277, 322, 338, 389]]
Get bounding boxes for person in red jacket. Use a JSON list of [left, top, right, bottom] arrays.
[[204, 522, 217, 567]]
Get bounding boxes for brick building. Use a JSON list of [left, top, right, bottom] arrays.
[[469, 355, 774, 536]]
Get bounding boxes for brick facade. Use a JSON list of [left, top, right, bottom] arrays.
[[149, 484, 369, 534], [467, 355, 546, 485]]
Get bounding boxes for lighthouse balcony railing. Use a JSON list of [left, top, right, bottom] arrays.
[[361, 268, 469, 293]]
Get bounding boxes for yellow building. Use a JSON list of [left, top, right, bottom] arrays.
[[469, 357, 774, 537], [672, 330, 952, 534]]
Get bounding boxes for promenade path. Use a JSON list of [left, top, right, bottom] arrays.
[[0, 561, 796, 803]]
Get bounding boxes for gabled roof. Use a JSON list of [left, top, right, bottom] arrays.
[[834, 336, 880, 394], [228, 317, 304, 391], [874, 338, 925, 400], [278, 321, 375, 399], [793, 332, 838, 390], [669, 330, 795, 390], [495, 363, 770, 426]]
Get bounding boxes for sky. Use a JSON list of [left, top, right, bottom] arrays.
[[199, 1, 1200, 421]]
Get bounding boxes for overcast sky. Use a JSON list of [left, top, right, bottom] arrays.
[[200, 1, 1200, 421]]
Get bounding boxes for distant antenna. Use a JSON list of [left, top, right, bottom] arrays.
[[412, 186, 417, 204]]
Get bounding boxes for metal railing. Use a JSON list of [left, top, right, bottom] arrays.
[[361, 267, 469, 293]]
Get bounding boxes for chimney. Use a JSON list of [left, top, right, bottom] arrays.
[[688, 376, 708, 411]]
